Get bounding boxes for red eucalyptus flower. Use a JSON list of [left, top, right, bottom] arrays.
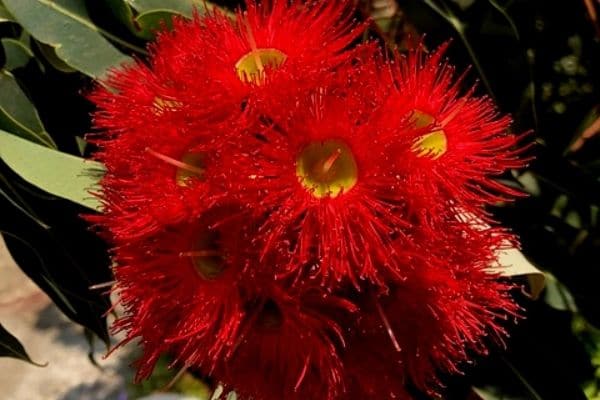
[[89, 1, 530, 399], [89, 0, 367, 240], [344, 229, 520, 397], [384, 45, 530, 220]]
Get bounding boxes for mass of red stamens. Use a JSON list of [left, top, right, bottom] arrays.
[[88, 1, 530, 399]]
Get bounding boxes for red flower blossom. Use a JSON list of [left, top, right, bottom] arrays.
[[344, 228, 520, 397], [89, 0, 367, 240], [202, 47, 528, 290], [384, 44, 531, 220], [214, 289, 356, 400], [108, 207, 248, 380], [109, 205, 354, 400], [89, 3, 529, 398]]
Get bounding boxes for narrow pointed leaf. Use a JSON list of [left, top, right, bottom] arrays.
[[106, 0, 230, 40], [3, 0, 134, 79], [128, 0, 220, 16], [1, 38, 33, 70], [35, 41, 77, 73], [0, 71, 56, 148], [0, 322, 45, 366], [0, 129, 104, 210], [0, 3, 14, 23]]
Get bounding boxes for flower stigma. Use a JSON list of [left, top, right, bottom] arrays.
[[296, 139, 358, 198]]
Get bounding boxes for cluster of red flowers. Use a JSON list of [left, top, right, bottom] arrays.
[[89, 1, 528, 399]]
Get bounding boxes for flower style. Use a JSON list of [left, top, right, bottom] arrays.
[[89, 2, 530, 399]]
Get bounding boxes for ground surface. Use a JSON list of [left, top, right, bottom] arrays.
[[0, 237, 129, 400]]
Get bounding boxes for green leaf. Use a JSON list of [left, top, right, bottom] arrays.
[[107, 0, 229, 40], [488, 0, 520, 41], [422, 0, 496, 99], [544, 272, 578, 312], [0, 71, 56, 148], [3, 0, 135, 79], [127, 0, 217, 16], [472, 387, 498, 400], [472, 386, 527, 400], [1, 38, 34, 70], [0, 3, 14, 23], [34, 40, 77, 73], [0, 322, 45, 366], [104, 0, 138, 34], [134, 9, 178, 39], [0, 129, 104, 210], [0, 194, 112, 346]]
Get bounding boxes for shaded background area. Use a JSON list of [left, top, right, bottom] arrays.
[[0, 237, 128, 400]]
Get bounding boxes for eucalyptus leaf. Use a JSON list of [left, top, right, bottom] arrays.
[[422, 0, 496, 99], [472, 386, 528, 400], [0, 322, 45, 366], [127, 0, 217, 16], [107, 0, 228, 40], [104, 0, 138, 35], [103, 0, 172, 40], [1, 38, 33, 70], [544, 272, 578, 312], [0, 129, 104, 210], [0, 212, 112, 346], [0, 3, 14, 23], [34, 40, 77, 73], [135, 9, 178, 39], [0, 71, 56, 148], [3, 0, 135, 79]]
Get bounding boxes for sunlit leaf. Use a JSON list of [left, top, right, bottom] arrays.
[[497, 247, 545, 299], [127, 0, 222, 16], [0, 3, 14, 23], [3, 0, 136, 79], [0, 129, 104, 210]]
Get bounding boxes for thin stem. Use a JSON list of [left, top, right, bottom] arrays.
[[501, 356, 543, 400], [422, 0, 496, 100]]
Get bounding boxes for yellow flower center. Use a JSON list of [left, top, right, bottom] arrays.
[[410, 110, 447, 160], [296, 139, 358, 198], [235, 48, 287, 84]]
